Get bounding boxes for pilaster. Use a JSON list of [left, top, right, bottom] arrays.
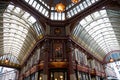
[[67, 40, 76, 80]]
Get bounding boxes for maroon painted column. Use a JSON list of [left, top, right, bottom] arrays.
[[43, 39, 49, 80], [103, 64, 107, 80], [67, 40, 76, 80]]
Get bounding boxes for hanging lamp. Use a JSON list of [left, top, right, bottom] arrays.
[[55, 0, 80, 12], [109, 58, 114, 62], [55, 2, 65, 12], [71, 0, 79, 3], [5, 58, 9, 63]]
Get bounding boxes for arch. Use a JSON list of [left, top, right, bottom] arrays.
[[0, 3, 44, 65], [71, 9, 120, 60], [103, 50, 120, 62]]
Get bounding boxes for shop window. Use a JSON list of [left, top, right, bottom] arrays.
[[50, 70, 67, 80], [39, 71, 43, 80], [79, 72, 89, 80], [31, 74, 35, 80]]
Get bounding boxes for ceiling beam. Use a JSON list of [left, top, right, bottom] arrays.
[[0, 63, 20, 70]]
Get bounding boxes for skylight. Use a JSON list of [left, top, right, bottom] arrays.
[[3, 4, 35, 56], [23, 0, 99, 20], [0, 3, 44, 64], [72, 9, 120, 59]]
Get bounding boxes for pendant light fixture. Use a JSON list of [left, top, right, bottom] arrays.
[[55, 0, 80, 12], [55, 2, 65, 13], [109, 57, 114, 62], [5, 58, 9, 63], [71, 0, 79, 3]]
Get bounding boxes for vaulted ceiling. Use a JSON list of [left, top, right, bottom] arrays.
[[0, 0, 120, 68]]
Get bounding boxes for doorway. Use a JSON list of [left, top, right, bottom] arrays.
[[50, 69, 67, 80]]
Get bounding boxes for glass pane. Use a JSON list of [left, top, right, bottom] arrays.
[[72, 9, 120, 58], [32, 1, 37, 7], [1, 3, 44, 64], [29, 0, 34, 5], [50, 71, 67, 80]]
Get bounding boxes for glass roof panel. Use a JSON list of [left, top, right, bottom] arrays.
[[0, 54, 19, 64], [0, 3, 44, 65], [23, 0, 100, 20], [105, 51, 120, 63], [72, 9, 120, 60], [67, 0, 100, 18], [22, 12, 30, 19], [14, 7, 21, 14]]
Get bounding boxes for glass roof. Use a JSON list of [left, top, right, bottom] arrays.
[[72, 9, 120, 60], [23, 0, 99, 20], [0, 0, 119, 67], [0, 2, 44, 65], [105, 51, 120, 63]]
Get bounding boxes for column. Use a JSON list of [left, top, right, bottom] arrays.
[[15, 70, 19, 80], [84, 54, 88, 65], [67, 40, 76, 80], [92, 60, 95, 69], [88, 74, 92, 80], [103, 64, 107, 80], [43, 39, 49, 80]]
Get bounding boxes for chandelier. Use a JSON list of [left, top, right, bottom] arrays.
[[55, 0, 79, 12]]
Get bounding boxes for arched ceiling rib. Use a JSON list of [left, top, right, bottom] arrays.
[[72, 9, 120, 61], [0, 2, 44, 66], [0, 54, 19, 64], [104, 50, 120, 63]]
